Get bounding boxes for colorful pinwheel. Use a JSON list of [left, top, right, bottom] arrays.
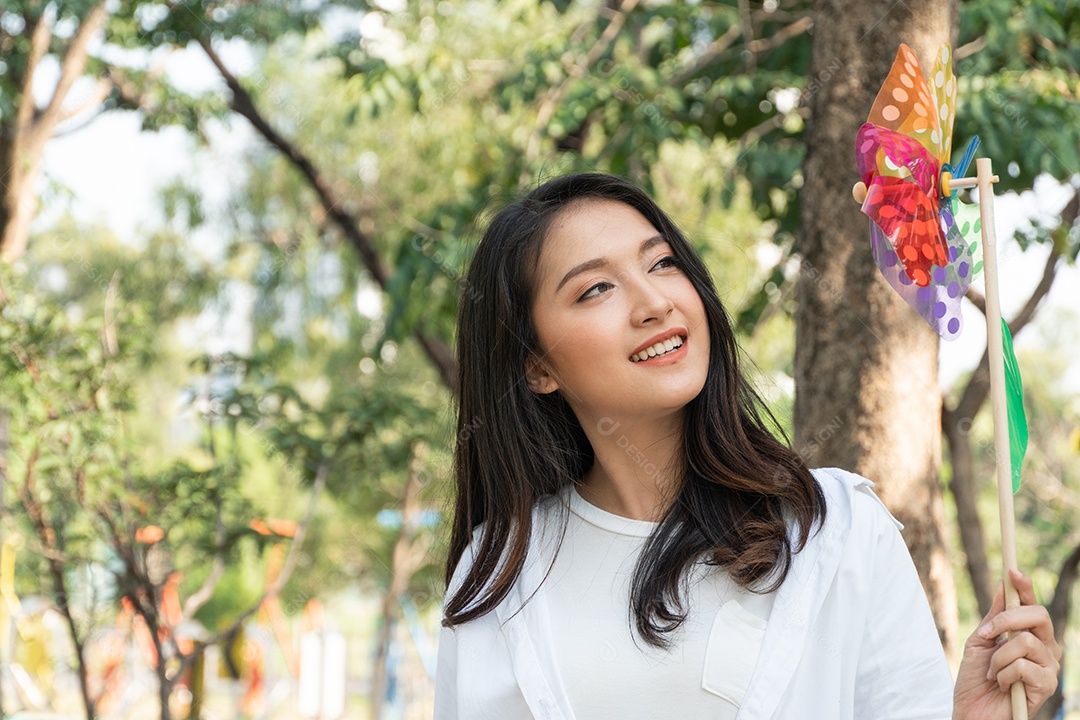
[[853, 41, 1027, 488], [854, 43, 984, 341]]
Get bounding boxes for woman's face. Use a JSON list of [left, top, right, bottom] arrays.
[[528, 199, 710, 427]]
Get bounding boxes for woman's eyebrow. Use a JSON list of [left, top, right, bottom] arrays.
[[554, 235, 666, 292]]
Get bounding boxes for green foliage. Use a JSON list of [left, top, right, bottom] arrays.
[[955, 0, 1080, 191]]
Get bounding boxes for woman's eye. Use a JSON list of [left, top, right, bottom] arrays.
[[578, 282, 613, 302], [652, 255, 678, 271]]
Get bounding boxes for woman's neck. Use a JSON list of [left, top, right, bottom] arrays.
[[576, 414, 684, 522]]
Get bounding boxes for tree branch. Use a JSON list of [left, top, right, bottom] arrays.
[[176, 457, 330, 678], [200, 38, 385, 281], [96, 502, 178, 706], [955, 36, 986, 60], [16, 10, 51, 133], [736, 0, 755, 70], [964, 285, 986, 315], [671, 15, 812, 86], [197, 38, 458, 392], [180, 492, 225, 621], [522, 0, 641, 168], [34, 1, 108, 138], [102, 269, 120, 358], [55, 77, 114, 128], [746, 16, 813, 55], [941, 404, 995, 614]]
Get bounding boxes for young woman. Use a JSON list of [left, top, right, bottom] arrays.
[[434, 173, 1060, 719]]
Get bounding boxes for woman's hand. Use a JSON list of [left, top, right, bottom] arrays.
[[953, 569, 1061, 719]]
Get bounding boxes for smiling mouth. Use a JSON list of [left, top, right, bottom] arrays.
[[630, 335, 686, 362]]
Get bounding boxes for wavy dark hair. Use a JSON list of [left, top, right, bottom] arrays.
[[444, 173, 826, 647]]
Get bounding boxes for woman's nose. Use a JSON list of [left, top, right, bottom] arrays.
[[630, 276, 675, 325]]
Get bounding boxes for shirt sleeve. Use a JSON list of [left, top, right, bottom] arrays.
[[433, 622, 459, 720], [433, 532, 479, 720], [852, 487, 955, 719]]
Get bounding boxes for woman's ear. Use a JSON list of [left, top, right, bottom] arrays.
[[525, 354, 560, 394]]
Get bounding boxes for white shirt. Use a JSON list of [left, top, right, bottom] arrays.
[[434, 468, 955, 720], [545, 484, 774, 718]]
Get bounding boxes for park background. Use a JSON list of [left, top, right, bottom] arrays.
[[1, 0, 1079, 718]]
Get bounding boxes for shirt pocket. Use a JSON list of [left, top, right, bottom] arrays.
[[701, 598, 768, 706]]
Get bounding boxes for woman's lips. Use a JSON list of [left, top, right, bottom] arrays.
[[630, 337, 688, 366]]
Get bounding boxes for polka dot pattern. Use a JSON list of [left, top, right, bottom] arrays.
[[857, 43, 975, 341], [867, 43, 949, 162], [929, 43, 957, 161], [868, 204, 975, 341]]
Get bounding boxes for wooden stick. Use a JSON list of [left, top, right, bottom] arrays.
[[948, 175, 997, 190], [976, 156, 1028, 720], [849, 174, 1001, 205]]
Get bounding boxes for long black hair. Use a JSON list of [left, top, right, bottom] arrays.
[[444, 173, 826, 647]]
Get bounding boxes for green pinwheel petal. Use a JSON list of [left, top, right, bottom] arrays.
[[1002, 319, 1028, 493]]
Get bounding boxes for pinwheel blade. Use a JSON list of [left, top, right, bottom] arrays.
[[868, 44, 942, 163], [1001, 320, 1029, 492], [928, 45, 957, 163]]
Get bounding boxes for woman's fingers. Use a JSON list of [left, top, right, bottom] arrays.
[[1011, 569, 1038, 606], [986, 630, 1060, 683], [977, 572, 1060, 659], [979, 605, 1056, 647], [966, 581, 1004, 651], [992, 654, 1058, 700]]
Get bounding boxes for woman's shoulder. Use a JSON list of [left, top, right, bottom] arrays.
[[808, 466, 904, 539], [446, 489, 568, 595]]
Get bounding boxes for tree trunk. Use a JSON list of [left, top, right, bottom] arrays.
[[1034, 540, 1080, 720], [370, 445, 425, 720], [0, 156, 45, 262], [48, 559, 97, 720], [158, 662, 173, 720], [795, 0, 960, 660], [942, 405, 995, 614], [197, 40, 459, 393]]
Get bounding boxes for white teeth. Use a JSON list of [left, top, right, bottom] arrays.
[[632, 335, 685, 362]]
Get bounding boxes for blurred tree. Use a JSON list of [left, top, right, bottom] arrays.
[[0, 0, 108, 260], [0, 226, 349, 720]]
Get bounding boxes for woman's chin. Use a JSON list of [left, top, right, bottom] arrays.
[[602, 392, 702, 425]]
